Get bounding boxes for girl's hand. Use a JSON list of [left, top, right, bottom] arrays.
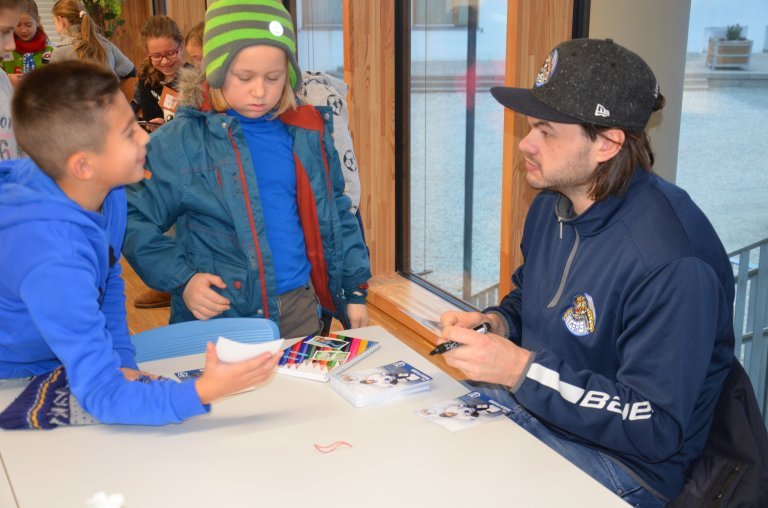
[[194, 343, 280, 404], [346, 303, 368, 329], [7, 73, 24, 88], [182, 273, 231, 320]]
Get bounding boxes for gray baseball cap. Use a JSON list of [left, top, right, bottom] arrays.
[[491, 39, 660, 131]]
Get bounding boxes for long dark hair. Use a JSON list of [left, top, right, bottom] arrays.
[[581, 93, 666, 201]]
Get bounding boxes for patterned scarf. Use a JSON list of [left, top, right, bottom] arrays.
[[14, 28, 48, 54], [0, 367, 98, 429]]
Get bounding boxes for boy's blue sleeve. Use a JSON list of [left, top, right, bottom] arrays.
[[17, 233, 208, 425], [101, 259, 137, 369], [100, 187, 136, 369], [323, 123, 371, 305], [124, 130, 197, 292]]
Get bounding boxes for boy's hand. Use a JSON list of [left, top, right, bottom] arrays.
[[146, 118, 165, 131], [120, 368, 158, 381], [346, 303, 368, 329], [183, 273, 231, 320], [194, 343, 280, 404]]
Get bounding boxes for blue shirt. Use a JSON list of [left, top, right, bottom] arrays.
[[231, 110, 311, 294]]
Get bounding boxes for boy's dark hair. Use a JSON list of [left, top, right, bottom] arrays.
[[0, 0, 23, 10], [13, 61, 120, 180]]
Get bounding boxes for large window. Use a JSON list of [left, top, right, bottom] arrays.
[[679, 0, 768, 254], [401, 0, 507, 308], [294, 0, 344, 77], [412, 0, 469, 28]]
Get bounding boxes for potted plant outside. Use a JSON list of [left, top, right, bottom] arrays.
[[706, 23, 753, 69]]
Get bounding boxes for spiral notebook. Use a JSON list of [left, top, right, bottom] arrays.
[[277, 333, 380, 382]]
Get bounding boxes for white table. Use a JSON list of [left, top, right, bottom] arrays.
[[0, 326, 627, 507]]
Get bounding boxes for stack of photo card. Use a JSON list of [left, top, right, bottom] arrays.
[[330, 360, 433, 407], [417, 391, 511, 432], [277, 334, 380, 382]]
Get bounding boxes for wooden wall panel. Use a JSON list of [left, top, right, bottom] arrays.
[[111, 0, 152, 69], [498, 0, 573, 295], [167, 0, 208, 37], [344, 0, 396, 276]]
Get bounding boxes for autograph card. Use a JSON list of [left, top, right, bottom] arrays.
[[175, 368, 204, 381], [305, 336, 349, 349], [215, 337, 284, 363], [312, 350, 350, 362], [417, 391, 511, 432]]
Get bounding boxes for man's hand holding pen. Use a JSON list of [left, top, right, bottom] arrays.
[[435, 310, 532, 388]]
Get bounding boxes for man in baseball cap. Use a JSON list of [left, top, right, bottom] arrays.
[[435, 39, 735, 506]]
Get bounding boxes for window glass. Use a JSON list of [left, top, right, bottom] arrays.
[[295, 0, 344, 77], [408, 0, 507, 307], [679, 0, 768, 253]]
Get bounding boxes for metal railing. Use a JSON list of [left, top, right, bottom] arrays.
[[730, 237, 768, 425]]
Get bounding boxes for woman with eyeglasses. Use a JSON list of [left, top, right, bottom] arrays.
[[50, 0, 134, 79], [129, 15, 189, 312], [132, 15, 187, 132]]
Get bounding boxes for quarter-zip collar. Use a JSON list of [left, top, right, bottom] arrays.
[[553, 168, 648, 238]]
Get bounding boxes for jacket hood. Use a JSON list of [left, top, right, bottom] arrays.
[[0, 159, 101, 233], [177, 65, 209, 110]]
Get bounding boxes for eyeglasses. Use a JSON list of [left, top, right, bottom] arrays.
[[149, 47, 180, 62]]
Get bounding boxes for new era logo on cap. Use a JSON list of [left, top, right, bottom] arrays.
[[594, 104, 610, 118]]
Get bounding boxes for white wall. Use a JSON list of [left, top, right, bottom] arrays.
[[589, 0, 692, 183], [687, 0, 768, 53]]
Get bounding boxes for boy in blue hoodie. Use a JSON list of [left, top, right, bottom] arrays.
[[0, 61, 280, 427]]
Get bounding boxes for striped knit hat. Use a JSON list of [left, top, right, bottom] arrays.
[[203, 0, 302, 91]]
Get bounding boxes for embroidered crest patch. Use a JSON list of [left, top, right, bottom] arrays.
[[562, 293, 596, 336], [535, 49, 558, 87]]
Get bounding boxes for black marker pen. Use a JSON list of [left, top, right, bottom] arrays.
[[429, 322, 490, 356]]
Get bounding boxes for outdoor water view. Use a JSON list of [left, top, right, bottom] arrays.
[[293, 0, 767, 313]]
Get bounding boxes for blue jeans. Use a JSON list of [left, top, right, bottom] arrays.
[[469, 382, 666, 508]]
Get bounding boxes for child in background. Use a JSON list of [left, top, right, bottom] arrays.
[[0, 61, 280, 427], [0, 0, 20, 160], [50, 0, 134, 79], [2, 0, 52, 87], [184, 20, 203, 68], [130, 15, 187, 311], [133, 15, 186, 130], [124, 0, 371, 339]]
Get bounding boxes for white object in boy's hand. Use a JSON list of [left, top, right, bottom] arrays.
[[85, 491, 125, 508], [215, 336, 284, 363]]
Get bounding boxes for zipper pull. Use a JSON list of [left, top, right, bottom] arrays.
[[559, 219, 563, 240]]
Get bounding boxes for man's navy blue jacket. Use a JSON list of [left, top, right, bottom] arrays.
[[486, 168, 735, 500]]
